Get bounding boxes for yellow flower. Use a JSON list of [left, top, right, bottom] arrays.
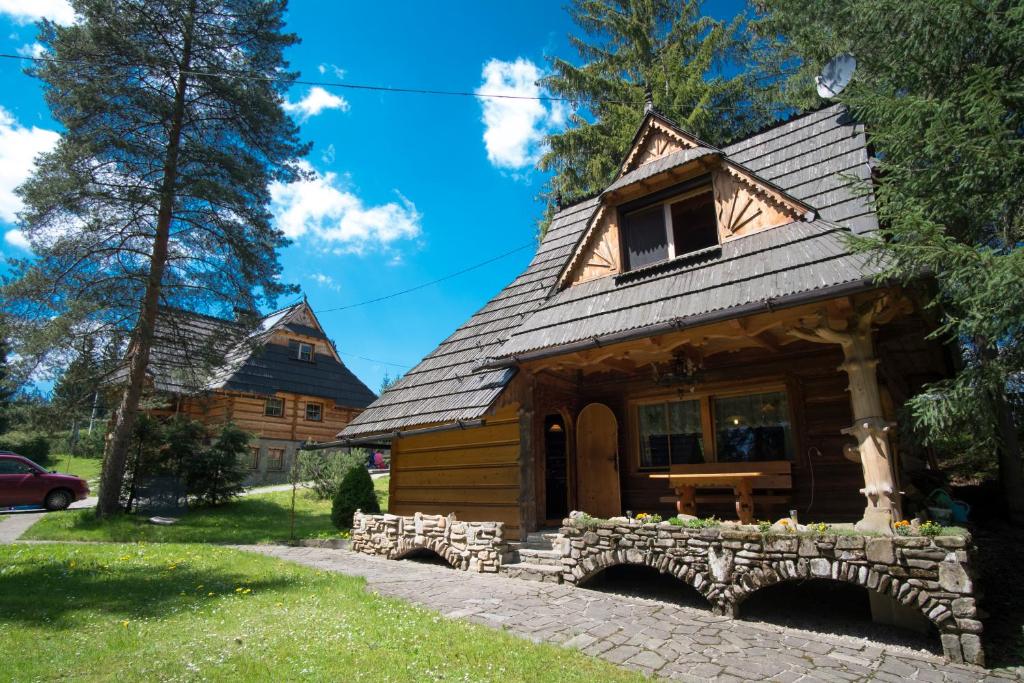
[[120, 620, 129, 628]]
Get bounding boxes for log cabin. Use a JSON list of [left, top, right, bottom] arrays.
[[339, 104, 953, 539], [135, 300, 377, 484]]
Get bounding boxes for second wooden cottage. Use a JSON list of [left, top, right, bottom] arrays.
[[142, 300, 377, 484]]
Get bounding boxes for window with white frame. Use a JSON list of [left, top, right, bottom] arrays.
[[264, 396, 284, 417], [294, 341, 314, 362], [621, 183, 718, 271], [305, 402, 322, 421]]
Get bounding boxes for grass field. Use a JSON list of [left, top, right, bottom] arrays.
[[0, 543, 641, 682], [46, 453, 103, 483], [24, 477, 390, 544]]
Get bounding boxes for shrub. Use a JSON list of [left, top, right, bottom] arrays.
[[0, 433, 51, 465], [331, 464, 379, 529], [668, 515, 720, 529], [75, 426, 107, 459], [299, 448, 364, 500], [184, 423, 250, 506]]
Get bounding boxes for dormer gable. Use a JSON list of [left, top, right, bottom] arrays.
[[617, 110, 716, 177], [558, 110, 815, 289]]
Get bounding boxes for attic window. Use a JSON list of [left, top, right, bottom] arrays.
[[291, 340, 314, 362], [621, 184, 718, 271]]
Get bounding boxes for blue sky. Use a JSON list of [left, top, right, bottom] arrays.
[[0, 0, 744, 395]]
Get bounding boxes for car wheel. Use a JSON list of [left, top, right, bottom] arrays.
[[44, 489, 72, 511]]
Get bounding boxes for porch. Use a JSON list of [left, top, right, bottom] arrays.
[[513, 290, 948, 535]]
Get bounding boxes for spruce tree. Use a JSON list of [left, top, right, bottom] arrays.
[[2, 0, 308, 516], [754, 0, 1024, 517], [538, 0, 774, 228]]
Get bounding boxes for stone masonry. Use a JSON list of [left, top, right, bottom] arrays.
[[557, 520, 982, 666], [348, 512, 982, 666], [351, 511, 506, 572]]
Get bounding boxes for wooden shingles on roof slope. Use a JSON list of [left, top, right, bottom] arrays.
[[144, 301, 376, 409], [338, 199, 598, 437], [341, 104, 879, 438]]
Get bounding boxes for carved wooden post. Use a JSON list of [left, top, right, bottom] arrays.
[[789, 303, 902, 533]]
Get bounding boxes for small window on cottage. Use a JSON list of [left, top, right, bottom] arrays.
[[621, 184, 719, 271], [294, 341, 314, 362], [267, 448, 285, 471], [264, 397, 284, 417], [248, 446, 260, 470], [305, 402, 322, 422], [713, 391, 793, 463]]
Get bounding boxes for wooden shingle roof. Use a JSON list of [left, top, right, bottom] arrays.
[[341, 104, 879, 437]]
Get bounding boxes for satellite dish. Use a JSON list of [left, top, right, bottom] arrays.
[[815, 53, 857, 99]]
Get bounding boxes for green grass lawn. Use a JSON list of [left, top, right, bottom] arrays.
[[24, 480, 392, 544], [46, 453, 103, 483], [23, 489, 335, 544], [0, 543, 641, 682], [375, 474, 389, 512]]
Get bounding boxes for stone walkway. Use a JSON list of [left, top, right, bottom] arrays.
[[241, 545, 1021, 682]]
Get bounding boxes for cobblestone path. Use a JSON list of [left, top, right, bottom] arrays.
[[239, 545, 1020, 682]]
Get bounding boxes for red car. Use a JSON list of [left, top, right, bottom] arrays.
[[0, 453, 90, 511]]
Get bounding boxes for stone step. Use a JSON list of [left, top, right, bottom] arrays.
[[515, 548, 564, 566], [525, 531, 561, 546], [499, 562, 563, 584]]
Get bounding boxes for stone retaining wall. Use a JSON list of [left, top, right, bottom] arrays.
[[557, 521, 982, 665], [346, 511, 982, 666], [350, 511, 506, 572]]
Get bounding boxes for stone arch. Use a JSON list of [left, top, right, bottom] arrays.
[[727, 559, 954, 635], [391, 536, 465, 570], [570, 549, 718, 610]]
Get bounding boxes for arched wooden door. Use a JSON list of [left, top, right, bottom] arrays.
[[576, 403, 621, 518]]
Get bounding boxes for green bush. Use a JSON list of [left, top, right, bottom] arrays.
[[331, 464, 379, 529], [184, 423, 250, 506], [299, 448, 364, 500], [0, 433, 51, 464]]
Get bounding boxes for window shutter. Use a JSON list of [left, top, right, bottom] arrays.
[[288, 339, 299, 358]]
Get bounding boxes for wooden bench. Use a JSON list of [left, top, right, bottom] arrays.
[[650, 461, 792, 524]]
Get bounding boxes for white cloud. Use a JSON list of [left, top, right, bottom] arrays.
[[17, 42, 46, 59], [318, 63, 346, 80], [309, 272, 341, 291], [476, 57, 564, 170], [320, 143, 336, 165], [0, 0, 74, 24], [4, 229, 29, 250], [271, 160, 421, 255], [283, 86, 349, 122], [0, 106, 60, 224]]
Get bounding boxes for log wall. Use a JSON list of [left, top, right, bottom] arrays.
[[388, 404, 524, 539]]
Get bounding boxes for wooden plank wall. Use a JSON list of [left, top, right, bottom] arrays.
[[388, 405, 524, 539], [176, 392, 360, 444]]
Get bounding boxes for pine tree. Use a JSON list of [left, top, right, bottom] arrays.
[[538, 0, 774, 229], [2, 0, 308, 516], [754, 0, 1024, 517]]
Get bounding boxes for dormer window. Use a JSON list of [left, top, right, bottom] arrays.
[[620, 180, 718, 271], [289, 340, 314, 362]]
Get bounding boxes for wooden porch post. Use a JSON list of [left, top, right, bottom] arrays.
[[789, 302, 902, 533]]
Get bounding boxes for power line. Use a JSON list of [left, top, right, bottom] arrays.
[[0, 51, 780, 113], [335, 349, 411, 369], [315, 242, 535, 314]]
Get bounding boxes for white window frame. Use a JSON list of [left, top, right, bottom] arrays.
[[264, 396, 284, 417], [296, 341, 314, 362], [305, 402, 323, 422]]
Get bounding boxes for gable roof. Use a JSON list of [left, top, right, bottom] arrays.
[[143, 301, 377, 409], [341, 103, 879, 438]]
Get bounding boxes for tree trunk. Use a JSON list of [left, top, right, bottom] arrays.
[[96, 6, 196, 517]]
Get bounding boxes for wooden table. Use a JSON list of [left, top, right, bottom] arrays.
[[649, 472, 765, 524]]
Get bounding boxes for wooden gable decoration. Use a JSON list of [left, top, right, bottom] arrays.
[[712, 166, 810, 240], [617, 115, 705, 177]]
